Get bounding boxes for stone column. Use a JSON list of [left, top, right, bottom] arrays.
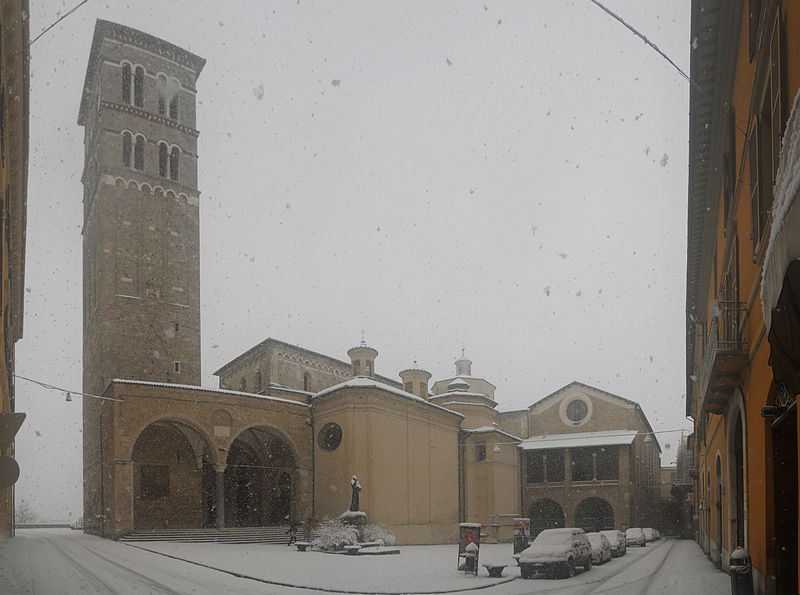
[[214, 464, 226, 529]]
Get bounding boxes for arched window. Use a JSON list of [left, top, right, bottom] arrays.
[[169, 147, 179, 181], [303, 373, 310, 392], [134, 135, 144, 171], [158, 142, 168, 177], [122, 132, 132, 167], [121, 63, 131, 104], [157, 74, 167, 116], [134, 66, 144, 108], [169, 93, 178, 120]]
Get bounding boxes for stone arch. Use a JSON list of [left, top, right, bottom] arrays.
[[140, 182, 152, 194], [127, 180, 139, 191], [130, 419, 215, 530], [529, 498, 564, 538], [223, 425, 298, 526], [575, 496, 615, 532]]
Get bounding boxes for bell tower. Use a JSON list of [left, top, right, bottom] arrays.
[[78, 20, 205, 398]]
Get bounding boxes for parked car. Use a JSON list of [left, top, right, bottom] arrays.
[[600, 529, 627, 557], [519, 528, 593, 579], [587, 532, 612, 565], [625, 527, 646, 547], [643, 527, 657, 542]]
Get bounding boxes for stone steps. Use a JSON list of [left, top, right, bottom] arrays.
[[119, 526, 292, 544]]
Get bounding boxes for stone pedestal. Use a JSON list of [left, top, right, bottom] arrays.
[[340, 510, 367, 540]]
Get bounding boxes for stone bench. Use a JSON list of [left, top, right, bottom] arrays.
[[482, 563, 507, 578], [295, 541, 312, 552]]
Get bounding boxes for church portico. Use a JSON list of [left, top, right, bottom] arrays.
[[97, 380, 312, 538]]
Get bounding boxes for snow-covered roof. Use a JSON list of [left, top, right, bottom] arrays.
[[462, 426, 521, 442], [519, 429, 638, 451], [437, 400, 497, 411], [313, 376, 464, 418], [268, 382, 312, 396], [111, 379, 311, 407]]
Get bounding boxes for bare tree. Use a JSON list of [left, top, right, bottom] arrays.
[[15, 498, 38, 524]]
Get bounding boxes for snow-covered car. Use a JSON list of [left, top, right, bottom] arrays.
[[643, 527, 657, 542], [625, 527, 646, 547], [587, 532, 612, 565], [600, 529, 626, 557], [519, 528, 592, 579]]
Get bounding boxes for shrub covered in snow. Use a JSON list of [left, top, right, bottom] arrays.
[[311, 518, 359, 551], [362, 523, 396, 546]]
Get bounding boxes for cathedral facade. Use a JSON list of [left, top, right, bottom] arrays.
[[78, 21, 660, 544]]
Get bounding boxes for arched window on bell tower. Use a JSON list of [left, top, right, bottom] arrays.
[[134, 66, 144, 108], [122, 132, 132, 168], [169, 147, 180, 181], [158, 142, 168, 177], [121, 62, 131, 104], [134, 135, 145, 171], [157, 74, 167, 116]]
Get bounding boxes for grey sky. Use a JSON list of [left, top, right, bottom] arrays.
[[16, 0, 690, 520]]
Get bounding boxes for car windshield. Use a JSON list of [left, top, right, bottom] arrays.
[[3, 2, 798, 594]]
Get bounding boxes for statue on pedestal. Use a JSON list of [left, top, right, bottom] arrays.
[[349, 475, 362, 512]]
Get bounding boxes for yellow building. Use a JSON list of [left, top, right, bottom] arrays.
[[686, 1, 800, 592], [0, 0, 28, 539]]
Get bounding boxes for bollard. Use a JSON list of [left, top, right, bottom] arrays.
[[729, 547, 753, 595]]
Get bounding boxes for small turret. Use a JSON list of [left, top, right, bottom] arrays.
[[347, 340, 378, 378], [399, 365, 432, 400], [455, 349, 472, 376]]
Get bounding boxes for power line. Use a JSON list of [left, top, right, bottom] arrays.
[[14, 374, 125, 402], [29, 0, 90, 49], [587, 0, 699, 91]]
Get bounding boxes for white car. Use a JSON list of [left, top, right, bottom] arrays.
[[587, 532, 612, 565], [600, 529, 627, 557], [625, 527, 646, 547], [519, 528, 593, 579], [643, 527, 657, 542]]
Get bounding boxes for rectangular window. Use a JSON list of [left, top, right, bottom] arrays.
[[122, 63, 131, 104], [174, 322, 180, 333], [173, 361, 181, 374], [546, 449, 565, 482], [365, 360, 373, 376], [571, 448, 593, 481], [140, 464, 169, 500], [596, 446, 619, 480], [526, 452, 544, 483], [353, 361, 360, 376], [404, 381, 413, 393], [475, 443, 486, 461]]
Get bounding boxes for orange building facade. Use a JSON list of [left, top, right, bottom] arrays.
[[686, 1, 800, 593]]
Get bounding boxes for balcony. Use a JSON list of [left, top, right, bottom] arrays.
[[700, 301, 748, 414]]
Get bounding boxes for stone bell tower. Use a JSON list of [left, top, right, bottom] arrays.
[[78, 20, 205, 399]]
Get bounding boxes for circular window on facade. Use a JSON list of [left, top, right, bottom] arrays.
[[558, 394, 593, 427], [318, 422, 342, 451], [566, 399, 588, 423]]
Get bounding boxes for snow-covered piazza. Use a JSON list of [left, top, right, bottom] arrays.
[[1, 529, 730, 595]]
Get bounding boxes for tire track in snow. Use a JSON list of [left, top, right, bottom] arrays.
[[64, 536, 186, 595], [46, 533, 186, 595], [582, 539, 679, 595], [43, 536, 123, 593]]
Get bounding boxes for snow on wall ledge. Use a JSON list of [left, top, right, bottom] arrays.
[[762, 88, 800, 330]]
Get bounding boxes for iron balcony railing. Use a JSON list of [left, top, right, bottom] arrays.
[[700, 300, 747, 409]]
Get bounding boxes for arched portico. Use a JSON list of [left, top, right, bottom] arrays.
[[575, 497, 614, 532], [529, 498, 564, 538], [222, 426, 297, 527], [130, 419, 214, 530]]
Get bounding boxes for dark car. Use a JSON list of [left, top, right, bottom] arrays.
[[519, 528, 593, 579]]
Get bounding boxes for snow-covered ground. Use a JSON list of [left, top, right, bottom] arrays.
[[1, 529, 732, 594]]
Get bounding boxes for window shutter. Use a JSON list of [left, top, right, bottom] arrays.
[[748, 120, 760, 259], [749, 0, 762, 60], [769, 7, 783, 184]]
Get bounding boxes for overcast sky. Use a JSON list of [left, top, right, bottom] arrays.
[[16, 0, 690, 520]]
